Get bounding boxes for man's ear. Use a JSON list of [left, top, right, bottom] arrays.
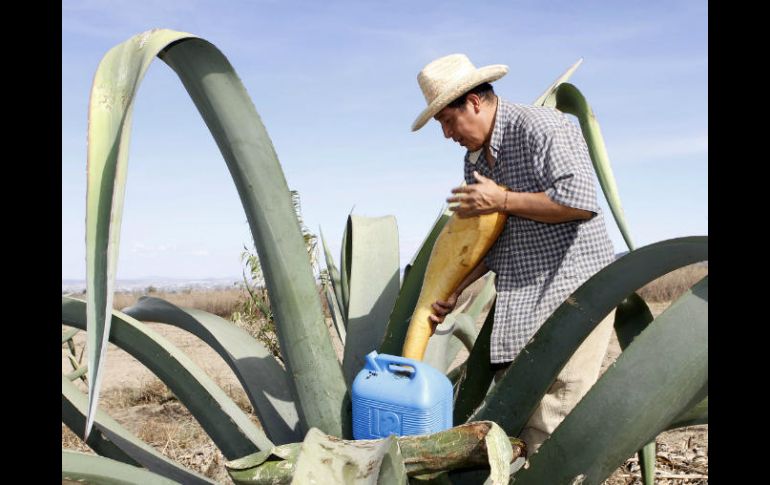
[[468, 93, 482, 113]]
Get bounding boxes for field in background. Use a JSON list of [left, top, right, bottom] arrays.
[[62, 263, 708, 484]]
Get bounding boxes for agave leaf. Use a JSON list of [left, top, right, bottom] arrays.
[[319, 226, 346, 328], [553, 82, 635, 251], [62, 376, 214, 484], [226, 442, 301, 485], [340, 217, 352, 318], [63, 296, 272, 457], [423, 273, 496, 373], [62, 450, 183, 485], [446, 361, 467, 385], [85, 29, 347, 439], [667, 396, 708, 430], [292, 429, 406, 485], [62, 327, 79, 344], [613, 291, 656, 485], [85, 28, 197, 439], [342, 215, 400, 386], [227, 422, 521, 484], [614, 292, 654, 349], [513, 277, 707, 484], [379, 207, 452, 355], [532, 58, 584, 107], [637, 441, 656, 485], [122, 296, 302, 444], [324, 281, 347, 344], [452, 303, 497, 424], [65, 365, 89, 382], [470, 236, 707, 435]]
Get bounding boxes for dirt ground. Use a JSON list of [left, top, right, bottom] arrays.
[[62, 300, 707, 484]]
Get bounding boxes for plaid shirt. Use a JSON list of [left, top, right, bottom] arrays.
[[463, 97, 615, 363]]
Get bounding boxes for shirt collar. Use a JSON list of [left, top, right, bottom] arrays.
[[465, 97, 505, 165]]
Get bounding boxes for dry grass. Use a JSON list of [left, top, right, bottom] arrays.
[[111, 288, 245, 318], [636, 263, 708, 302]]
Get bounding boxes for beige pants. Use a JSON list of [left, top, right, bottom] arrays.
[[494, 309, 616, 457]]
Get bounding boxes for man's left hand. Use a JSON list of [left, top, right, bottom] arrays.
[[447, 171, 506, 217]]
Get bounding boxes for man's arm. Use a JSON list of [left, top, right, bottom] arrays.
[[447, 170, 594, 223]]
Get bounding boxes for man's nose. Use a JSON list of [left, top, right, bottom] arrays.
[[442, 124, 452, 139]]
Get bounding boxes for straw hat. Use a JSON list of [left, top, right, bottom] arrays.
[[412, 54, 508, 132]]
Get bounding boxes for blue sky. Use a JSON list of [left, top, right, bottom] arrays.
[[62, 0, 707, 281]]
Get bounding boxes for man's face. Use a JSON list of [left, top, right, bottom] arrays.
[[434, 98, 487, 152]]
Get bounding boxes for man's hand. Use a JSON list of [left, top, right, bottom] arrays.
[[447, 171, 506, 217], [430, 292, 459, 325]]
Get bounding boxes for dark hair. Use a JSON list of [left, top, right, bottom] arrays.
[[446, 82, 495, 109]]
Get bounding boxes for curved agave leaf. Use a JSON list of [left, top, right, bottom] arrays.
[[121, 296, 302, 444], [452, 304, 496, 424], [340, 218, 352, 318], [62, 327, 79, 344], [319, 226, 346, 329], [324, 281, 347, 344], [62, 450, 182, 485], [85, 29, 197, 439], [226, 442, 301, 485], [613, 292, 656, 485], [614, 292, 654, 348], [62, 376, 215, 484], [85, 29, 347, 439], [65, 365, 89, 382], [342, 215, 401, 385], [423, 273, 495, 373], [532, 58, 584, 107], [379, 207, 452, 355], [470, 236, 707, 435], [63, 297, 272, 458], [553, 82, 635, 251], [292, 429, 406, 485], [668, 396, 708, 430], [513, 277, 707, 484]]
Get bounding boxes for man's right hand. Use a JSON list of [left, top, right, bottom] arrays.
[[430, 293, 459, 325]]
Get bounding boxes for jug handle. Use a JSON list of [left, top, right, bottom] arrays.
[[376, 354, 419, 378]]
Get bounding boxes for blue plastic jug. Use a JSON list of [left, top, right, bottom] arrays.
[[351, 351, 453, 439]]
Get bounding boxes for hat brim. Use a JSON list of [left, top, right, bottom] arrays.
[[411, 64, 508, 132]]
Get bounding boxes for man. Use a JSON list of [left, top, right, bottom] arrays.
[[412, 54, 617, 456]]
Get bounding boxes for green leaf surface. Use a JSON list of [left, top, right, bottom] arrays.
[[62, 376, 214, 484], [85, 28, 197, 438], [320, 226, 346, 329], [452, 303, 497, 426], [342, 215, 401, 386], [514, 277, 708, 484], [325, 281, 347, 344], [85, 28, 347, 439], [122, 296, 302, 444], [379, 207, 452, 355], [553, 82, 635, 251], [62, 450, 182, 485], [532, 58, 583, 107], [470, 237, 707, 436], [667, 397, 708, 430], [423, 274, 495, 373], [63, 296, 271, 458], [292, 428, 405, 485]]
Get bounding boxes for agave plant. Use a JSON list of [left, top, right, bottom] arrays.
[[61, 29, 707, 484]]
